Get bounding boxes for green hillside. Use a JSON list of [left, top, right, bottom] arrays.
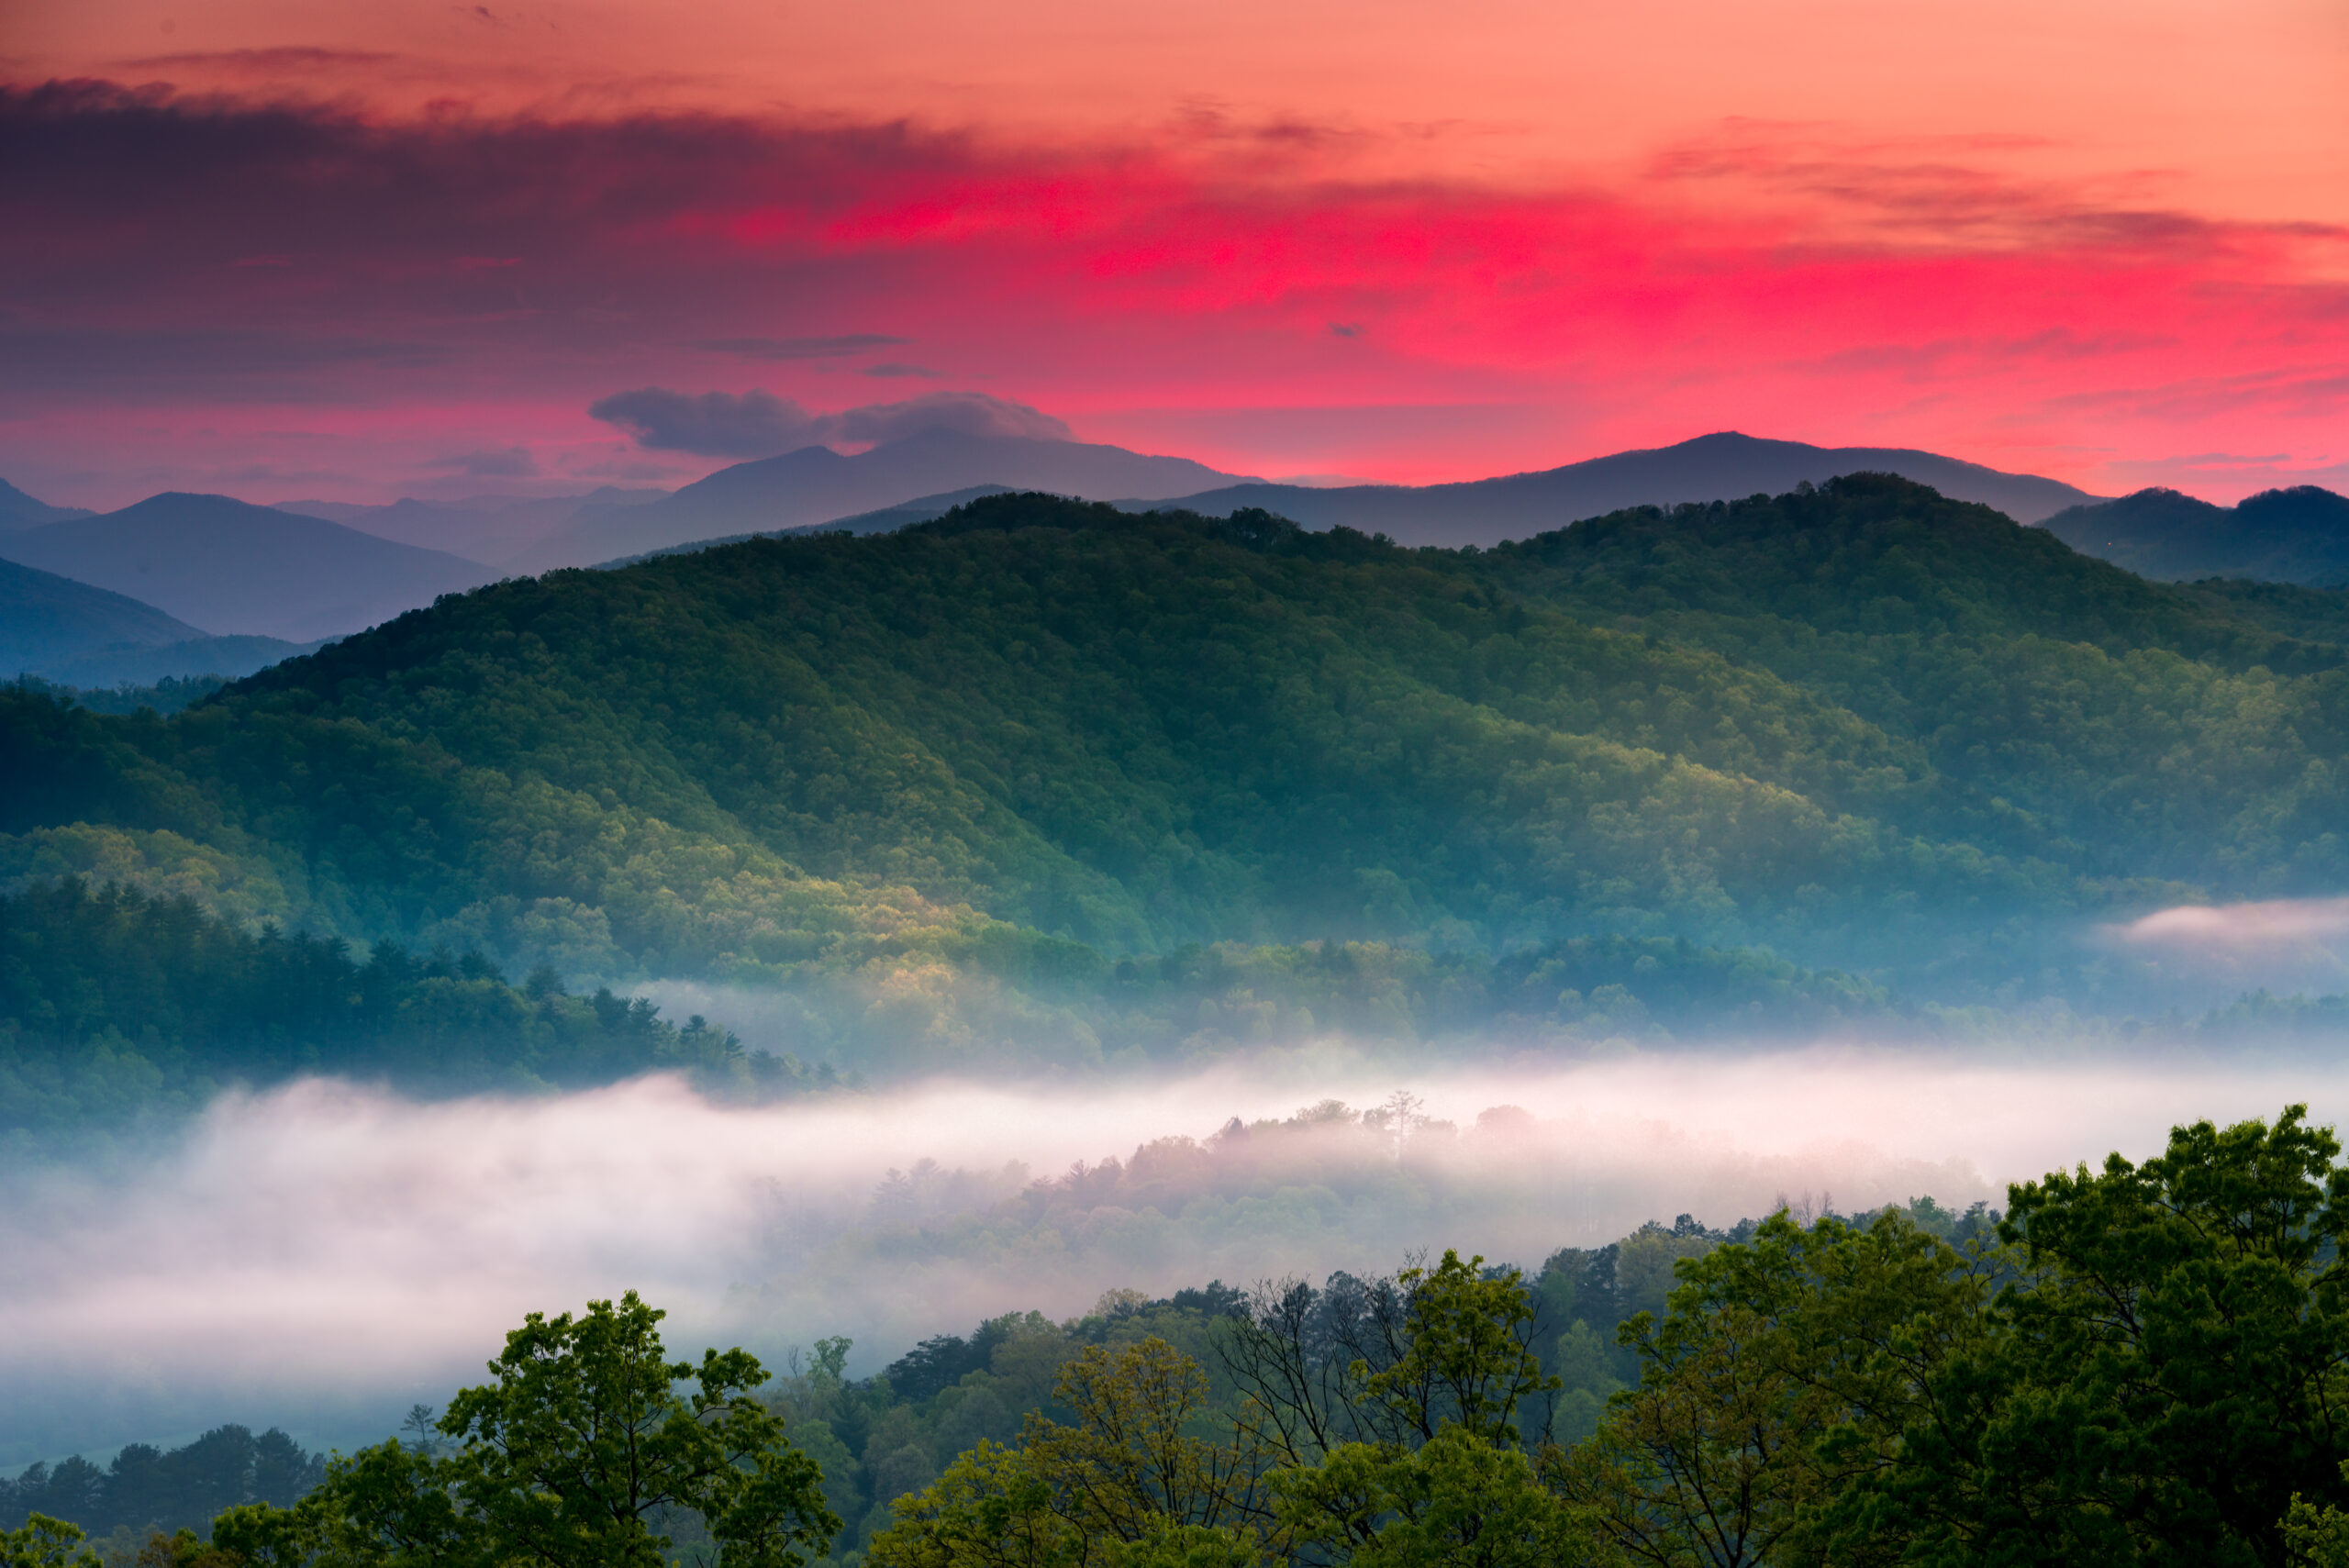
[[5, 478, 2345, 1048]]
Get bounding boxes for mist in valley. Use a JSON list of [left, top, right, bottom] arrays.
[[6, 1032, 2344, 1468]]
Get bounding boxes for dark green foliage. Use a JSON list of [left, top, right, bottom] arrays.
[[0, 1428, 322, 1542], [0, 878, 825, 1133], [2043, 484, 2349, 586], [6, 674, 230, 717], [2184, 577, 2349, 647]]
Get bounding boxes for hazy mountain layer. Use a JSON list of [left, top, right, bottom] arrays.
[[507, 430, 1252, 573], [2041, 484, 2349, 585], [0, 478, 92, 531], [1130, 431, 2105, 545], [32, 634, 326, 687], [0, 494, 494, 641], [5, 479, 2345, 1018], [0, 557, 206, 675], [276, 487, 673, 564]]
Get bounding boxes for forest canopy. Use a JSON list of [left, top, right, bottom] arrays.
[[6, 477, 2349, 1098]]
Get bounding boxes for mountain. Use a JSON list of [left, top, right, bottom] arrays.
[[275, 486, 673, 565], [0, 494, 495, 642], [2039, 485, 2349, 585], [0, 477, 95, 531], [34, 634, 328, 688], [1129, 431, 2103, 546], [504, 429, 1252, 573], [0, 556, 208, 675], [9, 477, 2347, 1025], [599, 486, 1019, 568]]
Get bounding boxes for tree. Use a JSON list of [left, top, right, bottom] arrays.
[[1942, 1104, 2349, 1564], [870, 1339, 1274, 1568], [0, 1517, 99, 1568], [1553, 1208, 1989, 1568], [214, 1292, 839, 1568]]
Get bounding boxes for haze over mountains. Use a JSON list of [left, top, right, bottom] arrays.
[[7, 430, 2348, 690], [1130, 431, 2109, 542], [500, 428, 1255, 573], [0, 494, 492, 643], [2042, 486, 2349, 586]]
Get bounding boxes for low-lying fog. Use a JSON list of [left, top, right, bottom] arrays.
[[6, 1043, 2349, 1464]]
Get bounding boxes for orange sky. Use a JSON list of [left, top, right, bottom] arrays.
[[5, 0, 2345, 504]]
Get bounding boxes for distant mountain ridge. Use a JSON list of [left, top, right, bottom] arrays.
[[2040, 485, 2349, 585], [0, 556, 207, 676], [0, 478, 93, 531], [0, 494, 495, 642], [276, 487, 673, 565], [1125, 432, 2104, 547], [504, 428, 1254, 573]]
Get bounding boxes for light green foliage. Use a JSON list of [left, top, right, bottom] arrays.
[[2286, 1468, 2349, 1568], [0, 1516, 99, 1568], [1556, 1208, 1990, 1566], [1272, 1429, 1586, 1568], [870, 1340, 1272, 1568], [1359, 1252, 1559, 1448], [214, 1292, 839, 1568]]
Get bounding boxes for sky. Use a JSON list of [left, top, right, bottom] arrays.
[[4, 0, 2346, 508]]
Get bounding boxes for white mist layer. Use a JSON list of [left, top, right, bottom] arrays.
[[2108, 895, 2349, 992], [6, 1048, 2348, 1459]]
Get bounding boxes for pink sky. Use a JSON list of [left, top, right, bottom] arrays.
[[4, 0, 2345, 507]]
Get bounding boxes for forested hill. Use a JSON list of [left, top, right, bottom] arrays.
[[5, 477, 2347, 1014]]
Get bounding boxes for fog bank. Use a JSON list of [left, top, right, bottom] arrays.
[[6, 1046, 2346, 1462]]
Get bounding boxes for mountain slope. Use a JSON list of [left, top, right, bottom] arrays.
[[1136, 431, 2102, 546], [277, 487, 673, 564], [2040, 485, 2349, 584], [0, 495, 495, 641], [0, 557, 209, 675], [506, 430, 1251, 573], [6, 479, 2345, 1012], [34, 634, 327, 687], [0, 478, 94, 531]]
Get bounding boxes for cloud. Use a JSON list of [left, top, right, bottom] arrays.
[[2117, 897, 2349, 949], [829, 392, 1071, 444], [585, 388, 820, 456], [863, 363, 946, 379], [6, 80, 2348, 500], [2104, 896, 2349, 994], [694, 335, 912, 360], [422, 446, 539, 476], [588, 388, 1071, 455]]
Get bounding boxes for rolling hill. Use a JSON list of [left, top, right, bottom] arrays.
[[6, 478, 2345, 1031], [0, 557, 208, 675], [1127, 431, 2104, 546], [2039, 484, 2349, 585], [0, 494, 495, 641]]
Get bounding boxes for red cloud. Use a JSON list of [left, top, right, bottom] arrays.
[[1, 80, 2343, 504]]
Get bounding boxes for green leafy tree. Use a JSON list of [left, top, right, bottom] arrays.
[[214, 1292, 838, 1568], [1934, 1104, 2349, 1564], [870, 1339, 1272, 1568], [0, 1516, 100, 1568]]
